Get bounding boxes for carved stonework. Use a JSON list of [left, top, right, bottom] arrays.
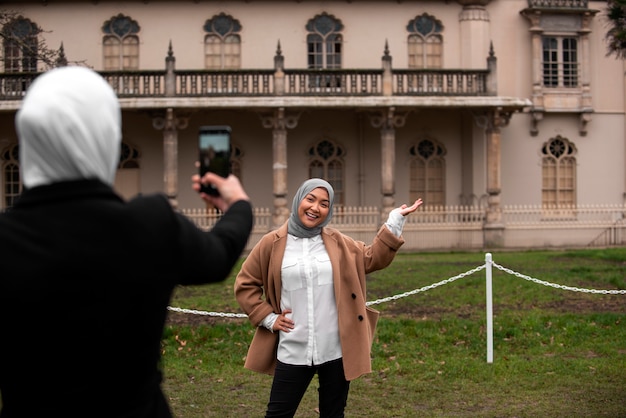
[[150, 109, 191, 208], [260, 108, 301, 228], [368, 107, 407, 130]]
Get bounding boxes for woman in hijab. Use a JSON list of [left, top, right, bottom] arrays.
[[0, 66, 253, 418], [235, 178, 422, 417]]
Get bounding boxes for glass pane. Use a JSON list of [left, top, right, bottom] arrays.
[[205, 35, 221, 69], [542, 37, 558, 87], [309, 161, 324, 178], [425, 36, 442, 69], [307, 34, 323, 69], [407, 36, 422, 69], [562, 38, 578, 87]]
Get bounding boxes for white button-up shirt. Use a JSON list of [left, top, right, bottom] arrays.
[[277, 234, 339, 365], [261, 208, 406, 366]]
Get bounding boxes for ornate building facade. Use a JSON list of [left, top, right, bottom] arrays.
[[0, 0, 624, 250]]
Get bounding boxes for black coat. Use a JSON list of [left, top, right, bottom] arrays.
[[0, 179, 253, 418]]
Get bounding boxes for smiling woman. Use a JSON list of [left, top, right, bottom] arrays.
[[234, 177, 422, 417]]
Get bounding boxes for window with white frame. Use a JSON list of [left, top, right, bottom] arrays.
[[203, 13, 242, 69], [2, 17, 39, 73], [306, 13, 343, 70], [407, 13, 443, 69], [409, 138, 446, 207], [541, 135, 576, 208], [102, 14, 140, 71], [542, 35, 578, 88], [308, 138, 344, 206]]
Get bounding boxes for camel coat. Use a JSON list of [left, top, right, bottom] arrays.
[[234, 221, 404, 381]]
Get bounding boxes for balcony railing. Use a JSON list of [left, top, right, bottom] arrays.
[[180, 203, 626, 251], [0, 67, 492, 100], [0, 41, 501, 102]]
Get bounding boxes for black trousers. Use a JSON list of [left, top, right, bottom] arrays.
[[265, 358, 350, 418]]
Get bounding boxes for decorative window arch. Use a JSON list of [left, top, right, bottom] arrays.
[[409, 138, 446, 207], [2, 17, 39, 73], [1, 143, 21, 210], [102, 14, 140, 70], [308, 138, 345, 206], [119, 141, 140, 169], [541, 135, 577, 208], [203, 13, 242, 69], [306, 13, 343, 70], [407, 13, 443, 69]]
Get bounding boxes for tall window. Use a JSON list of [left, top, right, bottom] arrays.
[[1, 143, 21, 209], [308, 139, 345, 206], [409, 138, 446, 207], [102, 14, 140, 70], [204, 14, 241, 69], [542, 135, 576, 208], [407, 14, 443, 69], [114, 141, 140, 201], [2, 17, 39, 72], [542, 36, 578, 88], [306, 13, 343, 70]]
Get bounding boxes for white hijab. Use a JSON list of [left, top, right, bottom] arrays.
[[16, 66, 121, 188]]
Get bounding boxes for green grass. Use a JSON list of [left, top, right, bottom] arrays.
[[160, 248, 626, 417], [161, 248, 626, 417]]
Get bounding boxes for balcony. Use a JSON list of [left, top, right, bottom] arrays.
[[0, 43, 527, 114]]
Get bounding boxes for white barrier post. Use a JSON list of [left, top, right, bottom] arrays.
[[486, 252, 493, 363]]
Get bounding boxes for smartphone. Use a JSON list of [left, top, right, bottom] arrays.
[[198, 125, 231, 196]]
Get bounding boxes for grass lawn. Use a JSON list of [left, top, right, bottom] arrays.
[[162, 248, 626, 417], [2, 249, 622, 416]]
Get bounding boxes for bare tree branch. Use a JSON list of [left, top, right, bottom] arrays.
[[0, 8, 84, 70]]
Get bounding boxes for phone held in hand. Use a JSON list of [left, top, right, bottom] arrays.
[[198, 125, 231, 196]]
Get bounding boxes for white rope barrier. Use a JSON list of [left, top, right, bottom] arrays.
[[167, 252, 626, 363]]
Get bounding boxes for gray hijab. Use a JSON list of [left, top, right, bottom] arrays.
[[16, 66, 121, 188], [287, 178, 335, 238]]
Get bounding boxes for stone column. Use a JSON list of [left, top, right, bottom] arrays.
[[152, 108, 189, 208], [261, 108, 300, 228], [483, 107, 511, 247], [521, 11, 545, 136], [368, 107, 406, 221]]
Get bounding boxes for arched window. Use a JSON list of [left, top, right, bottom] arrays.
[[119, 142, 140, 169], [114, 141, 141, 201], [102, 14, 140, 70], [306, 13, 343, 70], [407, 14, 443, 69], [542, 135, 576, 208], [409, 138, 446, 207], [2, 17, 39, 73], [308, 138, 345, 206], [1, 143, 21, 210], [204, 13, 242, 69]]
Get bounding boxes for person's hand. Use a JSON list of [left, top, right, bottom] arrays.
[[272, 309, 294, 333], [192, 172, 250, 212], [397, 198, 423, 216]]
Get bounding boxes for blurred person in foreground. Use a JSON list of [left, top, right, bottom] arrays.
[[0, 66, 253, 418], [235, 178, 422, 417]]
